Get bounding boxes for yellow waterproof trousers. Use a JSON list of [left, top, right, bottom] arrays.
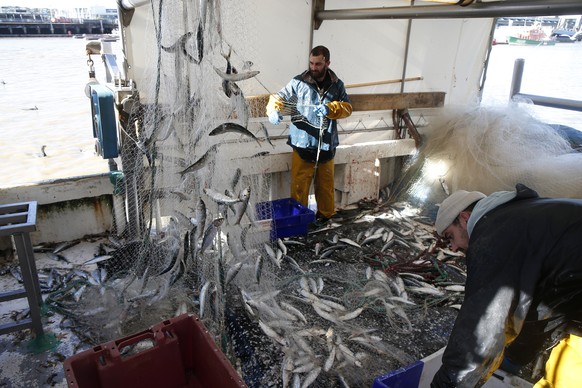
[[290, 149, 335, 219], [534, 334, 582, 388]]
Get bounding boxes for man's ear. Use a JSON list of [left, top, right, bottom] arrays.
[[458, 211, 471, 223]]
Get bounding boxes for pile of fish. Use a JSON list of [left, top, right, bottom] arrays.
[[1, 198, 467, 387], [201, 201, 468, 387]]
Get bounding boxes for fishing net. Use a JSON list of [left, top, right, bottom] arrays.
[[102, 0, 277, 335], [393, 102, 582, 216]]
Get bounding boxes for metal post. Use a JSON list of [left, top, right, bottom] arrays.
[[12, 233, 44, 337], [509, 58, 524, 100]]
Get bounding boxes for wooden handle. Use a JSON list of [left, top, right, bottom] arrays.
[[345, 76, 423, 89]]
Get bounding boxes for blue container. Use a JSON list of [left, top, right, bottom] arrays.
[[373, 361, 424, 388], [256, 198, 315, 239]]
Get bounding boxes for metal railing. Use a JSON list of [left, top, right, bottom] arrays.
[[510, 58, 582, 112]]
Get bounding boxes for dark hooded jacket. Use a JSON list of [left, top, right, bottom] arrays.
[[432, 184, 582, 387]]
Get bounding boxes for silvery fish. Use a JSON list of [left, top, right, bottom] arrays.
[[258, 320, 287, 346], [199, 280, 211, 318], [233, 186, 251, 225], [161, 32, 193, 54], [260, 122, 275, 147], [82, 254, 113, 266], [203, 188, 242, 206], [179, 145, 218, 176], [339, 237, 361, 249], [302, 366, 322, 387], [225, 262, 243, 286], [231, 168, 241, 191], [161, 24, 204, 64], [220, 48, 241, 98], [189, 24, 203, 64], [209, 122, 260, 145], [53, 240, 80, 254], [195, 198, 206, 240], [213, 66, 260, 82], [200, 217, 224, 254], [255, 255, 263, 284], [169, 258, 185, 286]]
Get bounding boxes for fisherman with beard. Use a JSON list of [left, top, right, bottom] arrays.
[[266, 45, 352, 228], [431, 183, 582, 387]]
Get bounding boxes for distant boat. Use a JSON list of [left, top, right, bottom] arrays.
[[551, 29, 577, 43], [508, 25, 556, 46], [553, 34, 576, 43]]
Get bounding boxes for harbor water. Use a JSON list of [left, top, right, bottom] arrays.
[[0, 37, 581, 188], [0, 37, 109, 188]]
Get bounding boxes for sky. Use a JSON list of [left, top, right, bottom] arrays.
[[0, 0, 116, 8]]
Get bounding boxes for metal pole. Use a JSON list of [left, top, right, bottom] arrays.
[[119, 0, 150, 11], [509, 58, 524, 100], [401, 18, 413, 94], [13, 233, 44, 337], [315, 1, 582, 21], [510, 58, 582, 112], [512, 93, 582, 112]]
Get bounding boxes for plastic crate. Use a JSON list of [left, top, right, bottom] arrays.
[[255, 197, 315, 239], [63, 314, 246, 388], [373, 361, 423, 388], [373, 347, 533, 388]]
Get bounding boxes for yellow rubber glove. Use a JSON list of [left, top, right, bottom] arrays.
[[266, 94, 284, 115], [326, 101, 353, 120]]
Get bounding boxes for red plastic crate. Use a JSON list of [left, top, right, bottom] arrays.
[[63, 314, 247, 388]]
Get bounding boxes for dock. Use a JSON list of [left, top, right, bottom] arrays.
[[0, 19, 117, 37]]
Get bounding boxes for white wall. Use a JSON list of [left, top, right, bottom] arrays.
[[121, 0, 494, 106]]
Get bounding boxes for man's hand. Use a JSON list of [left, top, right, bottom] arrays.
[[271, 95, 285, 111], [268, 111, 283, 125], [314, 103, 329, 117]]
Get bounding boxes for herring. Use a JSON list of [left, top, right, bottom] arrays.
[[178, 144, 218, 176], [213, 66, 260, 82], [209, 122, 261, 145]]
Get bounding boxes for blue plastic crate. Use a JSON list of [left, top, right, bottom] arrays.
[[255, 198, 315, 239], [373, 361, 424, 388]]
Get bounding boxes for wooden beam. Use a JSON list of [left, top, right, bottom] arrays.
[[349, 92, 446, 111], [246, 92, 445, 117]]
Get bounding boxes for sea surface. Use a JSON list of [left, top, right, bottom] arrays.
[[0, 37, 108, 188], [0, 37, 581, 188], [481, 40, 582, 129]]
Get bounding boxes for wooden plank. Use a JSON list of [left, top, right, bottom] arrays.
[[215, 138, 416, 176], [246, 92, 445, 117], [348, 92, 446, 111]]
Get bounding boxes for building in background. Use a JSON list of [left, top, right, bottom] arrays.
[[0, 5, 117, 24]]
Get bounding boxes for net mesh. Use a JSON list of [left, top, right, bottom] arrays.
[[393, 102, 582, 215], [110, 0, 278, 336]]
